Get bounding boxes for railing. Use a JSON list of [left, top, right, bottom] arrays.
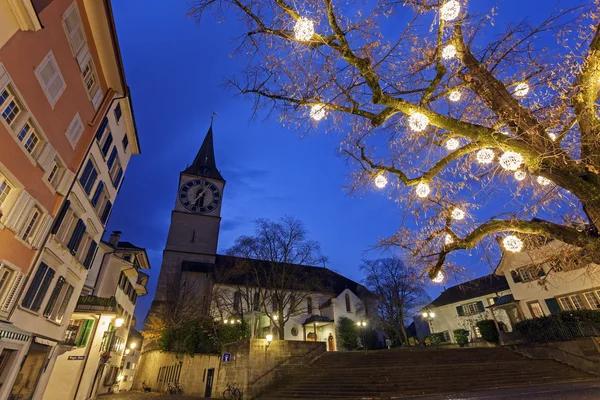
[[75, 295, 118, 313]]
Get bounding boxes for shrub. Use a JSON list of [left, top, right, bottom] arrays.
[[476, 320, 499, 344], [337, 316, 360, 350], [424, 332, 446, 346], [453, 329, 469, 347], [514, 310, 600, 343]]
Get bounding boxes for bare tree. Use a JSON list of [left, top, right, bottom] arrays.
[[225, 216, 327, 339], [361, 257, 430, 345], [188, 0, 600, 280]]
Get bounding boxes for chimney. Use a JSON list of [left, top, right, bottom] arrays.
[[109, 231, 122, 247]]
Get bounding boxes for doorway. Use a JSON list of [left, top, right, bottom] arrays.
[[204, 368, 214, 397]]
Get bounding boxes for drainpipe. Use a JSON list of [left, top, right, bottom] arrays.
[[73, 313, 101, 400]]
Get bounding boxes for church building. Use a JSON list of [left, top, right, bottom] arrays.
[[147, 124, 374, 350]]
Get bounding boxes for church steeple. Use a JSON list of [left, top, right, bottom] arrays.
[[183, 123, 224, 181]]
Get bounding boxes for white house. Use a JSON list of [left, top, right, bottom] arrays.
[[416, 274, 513, 344]]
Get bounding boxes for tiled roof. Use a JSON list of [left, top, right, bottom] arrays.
[[428, 274, 509, 308]]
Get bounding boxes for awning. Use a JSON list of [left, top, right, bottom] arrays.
[[303, 315, 334, 325], [0, 322, 31, 342], [34, 337, 57, 347], [488, 294, 518, 308]]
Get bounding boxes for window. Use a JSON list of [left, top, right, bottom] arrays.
[[17, 121, 40, 155], [35, 52, 66, 106], [22, 262, 55, 312], [233, 292, 241, 312], [0, 87, 22, 127], [307, 297, 313, 314], [63, 3, 86, 56], [79, 159, 98, 195], [528, 301, 545, 318], [66, 219, 86, 255], [0, 174, 13, 208], [20, 207, 41, 243], [108, 149, 123, 188], [45, 158, 65, 191], [517, 265, 545, 282], [66, 113, 84, 148], [487, 297, 496, 306], [126, 361, 131, 369], [345, 293, 351, 312], [100, 133, 113, 157], [558, 295, 585, 311], [114, 103, 122, 122], [122, 135, 129, 152], [459, 301, 485, 316], [584, 291, 600, 310], [474, 326, 482, 338], [81, 59, 99, 98], [100, 200, 112, 225]]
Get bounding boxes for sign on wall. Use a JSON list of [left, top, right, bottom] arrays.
[[222, 353, 231, 362], [68, 356, 85, 361]]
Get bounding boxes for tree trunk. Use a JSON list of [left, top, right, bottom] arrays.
[[582, 199, 600, 235], [399, 321, 409, 345], [278, 322, 285, 340]]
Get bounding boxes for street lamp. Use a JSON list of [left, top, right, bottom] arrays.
[[130, 342, 137, 349], [114, 318, 124, 328], [266, 334, 273, 350], [422, 310, 437, 345], [125, 349, 130, 355], [356, 320, 368, 351]]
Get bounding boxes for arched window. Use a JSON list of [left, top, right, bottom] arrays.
[[345, 293, 351, 312]]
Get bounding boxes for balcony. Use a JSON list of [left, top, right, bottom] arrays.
[[135, 271, 149, 295], [75, 295, 118, 313]]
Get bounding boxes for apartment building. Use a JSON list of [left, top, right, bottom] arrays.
[[0, 1, 140, 399], [117, 328, 143, 392]]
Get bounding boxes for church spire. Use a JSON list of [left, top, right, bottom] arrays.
[[183, 122, 224, 181]]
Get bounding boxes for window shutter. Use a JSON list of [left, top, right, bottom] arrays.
[[96, 117, 108, 141], [75, 43, 91, 71], [76, 319, 94, 347], [545, 298, 561, 315], [84, 168, 98, 195], [456, 305, 464, 316], [101, 201, 112, 225], [91, 87, 103, 110], [38, 55, 65, 104], [114, 168, 123, 188], [101, 133, 113, 157], [37, 143, 57, 171], [79, 160, 94, 187], [91, 181, 104, 207], [63, 4, 85, 55], [22, 263, 48, 309], [476, 301, 485, 313], [55, 284, 73, 323], [31, 267, 55, 312], [32, 214, 53, 249], [4, 190, 35, 233], [51, 200, 70, 235], [83, 240, 97, 269], [67, 219, 86, 255], [42, 276, 64, 317], [107, 148, 117, 170], [1, 272, 24, 313], [66, 114, 84, 148]]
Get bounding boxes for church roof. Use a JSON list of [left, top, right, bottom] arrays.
[[183, 125, 224, 181], [181, 255, 372, 298], [427, 274, 509, 308]]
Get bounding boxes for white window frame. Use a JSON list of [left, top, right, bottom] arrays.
[[462, 302, 479, 316], [35, 51, 66, 108], [19, 206, 41, 244], [66, 113, 84, 148], [62, 2, 86, 57], [0, 174, 13, 211], [0, 86, 23, 129], [528, 301, 544, 318], [81, 58, 99, 100], [558, 295, 585, 311], [583, 291, 600, 310]]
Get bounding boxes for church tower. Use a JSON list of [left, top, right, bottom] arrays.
[[153, 124, 225, 303]]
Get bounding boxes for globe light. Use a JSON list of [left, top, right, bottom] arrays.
[[125, 349, 131, 355], [448, 90, 462, 102], [273, 315, 279, 321], [415, 182, 430, 198], [548, 132, 557, 141], [130, 342, 137, 349], [499, 151, 523, 171], [514, 170, 527, 181], [266, 334, 273, 344], [503, 235, 523, 252], [442, 44, 457, 60], [451, 207, 465, 220], [440, 0, 461, 21], [114, 318, 124, 328], [294, 17, 314, 41], [432, 271, 445, 283], [429, 312, 436, 318], [513, 83, 530, 97], [476, 148, 495, 164], [445, 138, 460, 151], [408, 112, 429, 132], [445, 234, 454, 245], [223, 319, 228, 324], [422, 312, 429, 318], [310, 104, 326, 121], [537, 176, 552, 186], [374, 174, 388, 189]]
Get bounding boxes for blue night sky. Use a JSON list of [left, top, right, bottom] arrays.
[[106, 0, 573, 327]]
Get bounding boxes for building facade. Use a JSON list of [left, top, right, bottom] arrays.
[[0, 1, 139, 399], [43, 234, 149, 399], [117, 328, 143, 392]]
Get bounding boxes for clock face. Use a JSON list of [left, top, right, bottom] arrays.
[[179, 179, 221, 213]]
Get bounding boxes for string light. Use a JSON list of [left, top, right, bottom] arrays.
[[445, 234, 454, 245], [309, 104, 326, 121], [432, 271, 445, 283], [513, 83, 530, 97], [449, 90, 461, 102], [451, 207, 465, 220], [537, 176, 552, 186], [476, 149, 494, 164], [499, 126, 511, 136], [445, 138, 459, 150], [548, 132, 557, 141], [442, 44, 457, 60], [514, 170, 527, 181], [408, 112, 429, 132], [294, 17, 314, 41], [440, 0, 461, 21], [499, 151, 523, 171], [374, 174, 388, 189], [503, 235, 523, 252], [415, 182, 430, 198]]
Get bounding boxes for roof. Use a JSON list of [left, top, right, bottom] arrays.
[[428, 274, 509, 308], [489, 294, 517, 308], [183, 125, 224, 181], [117, 241, 144, 251], [181, 254, 372, 298], [303, 315, 334, 325]]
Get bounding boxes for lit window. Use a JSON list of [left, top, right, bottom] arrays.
[[0, 176, 13, 208], [584, 292, 600, 310], [528, 301, 544, 318], [474, 326, 482, 338], [558, 295, 585, 311]]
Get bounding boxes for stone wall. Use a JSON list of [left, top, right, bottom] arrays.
[[514, 337, 600, 376], [217, 339, 326, 399], [132, 350, 220, 396]]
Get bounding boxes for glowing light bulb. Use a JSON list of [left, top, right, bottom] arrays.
[[432, 271, 445, 283], [514, 170, 527, 181], [451, 207, 465, 220], [442, 44, 457, 60], [503, 235, 523, 252], [374, 174, 388, 189], [448, 90, 461, 102], [499, 151, 523, 171], [310, 104, 326, 121], [294, 17, 314, 41], [415, 182, 430, 198], [548, 132, 557, 141], [440, 0, 461, 21], [408, 112, 429, 132], [445, 138, 459, 150], [445, 234, 454, 245], [513, 83, 529, 97], [537, 176, 552, 186], [499, 126, 511, 136], [476, 148, 495, 164]]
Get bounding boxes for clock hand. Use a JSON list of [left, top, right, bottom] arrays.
[[192, 186, 209, 203]]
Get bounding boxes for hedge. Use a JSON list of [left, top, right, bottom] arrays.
[[476, 320, 499, 343], [514, 310, 600, 343], [453, 329, 469, 347]]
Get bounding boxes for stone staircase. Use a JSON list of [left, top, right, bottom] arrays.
[[256, 346, 596, 399]]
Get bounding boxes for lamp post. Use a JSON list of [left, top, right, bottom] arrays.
[[422, 311, 437, 347], [355, 320, 368, 352]]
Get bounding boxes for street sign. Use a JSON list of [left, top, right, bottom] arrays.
[[68, 356, 85, 360], [222, 353, 231, 362]]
